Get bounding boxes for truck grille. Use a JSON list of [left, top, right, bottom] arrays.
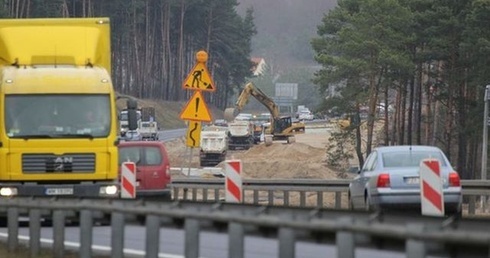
[[22, 153, 96, 173]]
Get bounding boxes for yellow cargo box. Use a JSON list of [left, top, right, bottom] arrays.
[[0, 17, 110, 74]]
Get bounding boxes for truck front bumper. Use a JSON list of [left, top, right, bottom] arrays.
[[0, 182, 120, 198]]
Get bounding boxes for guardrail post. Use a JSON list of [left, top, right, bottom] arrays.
[[192, 188, 198, 201], [406, 223, 426, 258], [317, 191, 323, 207], [268, 190, 274, 205], [468, 195, 476, 215], [278, 227, 295, 258], [300, 191, 306, 207], [80, 209, 93, 258], [336, 217, 354, 258], [185, 218, 200, 258], [173, 188, 179, 201], [7, 207, 18, 252], [284, 191, 290, 206], [146, 214, 161, 258], [29, 208, 41, 258], [335, 192, 342, 209], [52, 210, 66, 258], [228, 222, 244, 258], [111, 203, 125, 258]]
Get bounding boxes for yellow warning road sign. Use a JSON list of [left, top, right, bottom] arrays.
[[180, 91, 212, 122], [186, 121, 202, 147], [182, 62, 215, 92]]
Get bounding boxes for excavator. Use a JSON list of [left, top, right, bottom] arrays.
[[224, 82, 305, 146]]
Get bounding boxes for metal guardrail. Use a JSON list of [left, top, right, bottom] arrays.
[[2, 197, 490, 258], [171, 179, 490, 215]]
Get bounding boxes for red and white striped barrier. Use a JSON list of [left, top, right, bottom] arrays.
[[420, 159, 444, 216], [121, 162, 136, 199], [225, 160, 242, 203]]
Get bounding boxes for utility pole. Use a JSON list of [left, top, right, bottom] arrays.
[[481, 85, 490, 181], [480, 85, 490, 212]]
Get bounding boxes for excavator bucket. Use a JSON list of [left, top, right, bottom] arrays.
[[224, 108, 237, 122]]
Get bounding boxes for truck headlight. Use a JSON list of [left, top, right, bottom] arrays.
[[99, 185, 118, 196], [0, 187, 18, 197]]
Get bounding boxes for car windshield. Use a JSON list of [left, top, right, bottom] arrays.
[[119, 146, 163, 166], [5, 94, 111, 138], [382, 151, 447, 168]]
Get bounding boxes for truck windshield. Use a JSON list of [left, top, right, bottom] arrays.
[[5, 94, 111, 138]]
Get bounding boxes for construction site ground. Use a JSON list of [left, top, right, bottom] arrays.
[[166, 125, 351, 180]]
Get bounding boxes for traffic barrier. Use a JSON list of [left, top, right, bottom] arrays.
[[420, 159, 444, 216], [225, 159, 242, 202], [121, 161, 136, 199]]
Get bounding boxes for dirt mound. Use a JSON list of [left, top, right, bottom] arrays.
[[165, 133, 348, 180]]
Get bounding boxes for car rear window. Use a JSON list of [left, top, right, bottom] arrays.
[[119, 146, 163, 166], [382, 151, 447, 168]]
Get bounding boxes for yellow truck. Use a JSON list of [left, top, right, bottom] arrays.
[[0, 17, 137, 199]]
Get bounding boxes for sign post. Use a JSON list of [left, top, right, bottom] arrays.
[[481, 85, 490, 212], [179, 50, 216, 187]]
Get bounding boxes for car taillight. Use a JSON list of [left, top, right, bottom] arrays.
[[449, 172, 460, 187], [377, 173, 390, 188], [165, 165, 170, 177]]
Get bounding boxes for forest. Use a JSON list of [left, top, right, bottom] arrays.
[[312, 0, 490, 179], [0, 0, 257, 109], [2, 0, 490, 180]]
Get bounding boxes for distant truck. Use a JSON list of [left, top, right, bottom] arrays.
[[139, 107, 158, 140], [119, 107, 158, 141], [199, 126, 228, 167], [0, 17, 138, 200], [119, 109, 142, 138], [227, 120, 254, 150]]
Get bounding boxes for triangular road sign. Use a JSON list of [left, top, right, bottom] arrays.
[[182, 62, 216, 92], [180, 91, 212, 122], [186, 121, 202, 147]]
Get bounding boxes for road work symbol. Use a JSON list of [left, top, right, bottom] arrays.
[[186, 121, 202, 147], [180, 91, 212, 122], [183, 63, 215, 91], [183, 62, 215, 91]]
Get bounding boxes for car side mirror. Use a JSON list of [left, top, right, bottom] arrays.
[[347, 166, 360, 174]]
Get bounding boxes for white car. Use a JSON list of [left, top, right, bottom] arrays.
[[121, 130, 142, 141], [298, 111, 314, 121]]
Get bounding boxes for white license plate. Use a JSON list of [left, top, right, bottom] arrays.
[[405, 177, 420, 184], [45, 188, 74, 195]]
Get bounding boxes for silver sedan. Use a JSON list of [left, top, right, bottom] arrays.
[[348, 145, 462, 216]]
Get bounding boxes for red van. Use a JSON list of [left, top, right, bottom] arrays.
[[118, 141, 172, 200]]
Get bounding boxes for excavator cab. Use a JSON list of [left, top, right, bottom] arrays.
[[273, 117, 292, 134]]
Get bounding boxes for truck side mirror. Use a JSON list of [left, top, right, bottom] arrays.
[[127, 99, 138, 131]]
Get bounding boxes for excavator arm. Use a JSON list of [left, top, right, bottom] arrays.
[[224, 82, 280, 121]]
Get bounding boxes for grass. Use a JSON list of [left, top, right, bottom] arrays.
[[116, 97, 225, 129]]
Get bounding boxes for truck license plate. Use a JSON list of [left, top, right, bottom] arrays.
[[45, 188, 74, 195]]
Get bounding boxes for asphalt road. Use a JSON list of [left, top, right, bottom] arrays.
[[0, 225, 407, 258]]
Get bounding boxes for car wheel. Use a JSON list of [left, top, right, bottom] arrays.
[[348, 194, 355, 210], [364, 196, 371, 211]]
